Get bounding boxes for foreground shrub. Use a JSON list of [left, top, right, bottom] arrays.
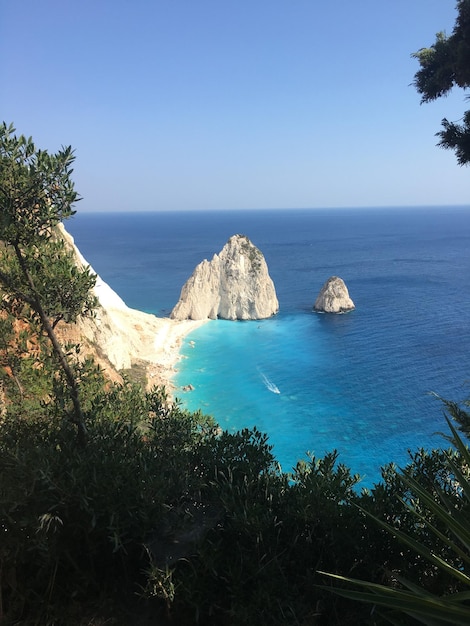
[[0, 383, 216, 623], [1, 378, 371, 625]]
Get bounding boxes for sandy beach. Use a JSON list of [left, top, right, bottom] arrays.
[[106, 304, 208, 392], [84, 273, 209, 393]]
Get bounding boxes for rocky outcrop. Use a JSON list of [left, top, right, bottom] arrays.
[[171, 234, 279, 321], [313, 276, 355, 313]]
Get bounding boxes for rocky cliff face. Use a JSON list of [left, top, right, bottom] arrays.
[[171, 234, 279, 321], [57, 225, 206, 390], [313, 276, 355, 313], [57, 223, 152, 376]]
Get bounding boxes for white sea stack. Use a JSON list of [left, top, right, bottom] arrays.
[[313, 276, 355, 313], [170, 234, 279, 321]]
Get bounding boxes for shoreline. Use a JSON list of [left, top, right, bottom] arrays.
[[91, 302, 209, 394], [62, 223, 209, 395], [132, 312, 209, 394]]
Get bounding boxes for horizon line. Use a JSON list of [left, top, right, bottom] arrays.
[[74, 203, 470, 215]]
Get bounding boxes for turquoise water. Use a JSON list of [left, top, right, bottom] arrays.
[[68, 207, 470, 486], [176, 312, 444, 483]]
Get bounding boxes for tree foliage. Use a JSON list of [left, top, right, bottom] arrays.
[[0, 122, 96, 443], [413, 0, 470, 164]]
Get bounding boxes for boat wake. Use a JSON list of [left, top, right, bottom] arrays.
[[260, 371, 280, 394]]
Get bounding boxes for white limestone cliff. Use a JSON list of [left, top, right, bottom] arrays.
[[313, 276, 355, 313], [170, 234, 279, 321], [57, 224, 206, 387]]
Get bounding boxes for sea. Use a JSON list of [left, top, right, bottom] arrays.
[[67, 206, 470, 487]]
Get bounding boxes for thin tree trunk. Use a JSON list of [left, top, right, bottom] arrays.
[[13, 243, 87, 446]]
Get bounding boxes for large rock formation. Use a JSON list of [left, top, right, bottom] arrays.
[[313, 276, 355, 313], [171, 234, 279, 321]]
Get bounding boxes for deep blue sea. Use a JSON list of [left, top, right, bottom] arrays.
[[68, 207, 470, 486]]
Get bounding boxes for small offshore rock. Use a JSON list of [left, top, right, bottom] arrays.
[[313, 276, 355, 313]]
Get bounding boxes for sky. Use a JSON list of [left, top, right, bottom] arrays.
[[2, 0, 469, 212]]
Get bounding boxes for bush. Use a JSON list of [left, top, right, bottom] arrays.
[[0, 382, 217, 623]]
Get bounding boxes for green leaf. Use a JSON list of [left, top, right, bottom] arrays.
[[319, 572, 470, 625]]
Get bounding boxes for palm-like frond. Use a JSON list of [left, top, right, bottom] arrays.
[[319, 418, 470, 625]]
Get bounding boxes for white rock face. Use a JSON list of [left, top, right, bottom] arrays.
[[57, 223, 148, 370], [57, 224, 207, 381], [313, 276, 355, 313], [171, 234, 279, 320]]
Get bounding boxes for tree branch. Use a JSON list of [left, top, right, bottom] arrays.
[[12, 243, 87, 446]]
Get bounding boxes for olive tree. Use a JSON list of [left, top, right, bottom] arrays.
[[0, 122, 96, 444]]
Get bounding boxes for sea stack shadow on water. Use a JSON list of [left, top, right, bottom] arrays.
[[313, 276, 355, 313], [171, 234, 279, 320]]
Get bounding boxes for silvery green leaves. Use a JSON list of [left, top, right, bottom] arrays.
[[0, 123, 95, 446], [0, 122, 79, 245]]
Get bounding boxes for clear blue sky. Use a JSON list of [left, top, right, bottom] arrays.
[[2, 0, 469, 211]]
